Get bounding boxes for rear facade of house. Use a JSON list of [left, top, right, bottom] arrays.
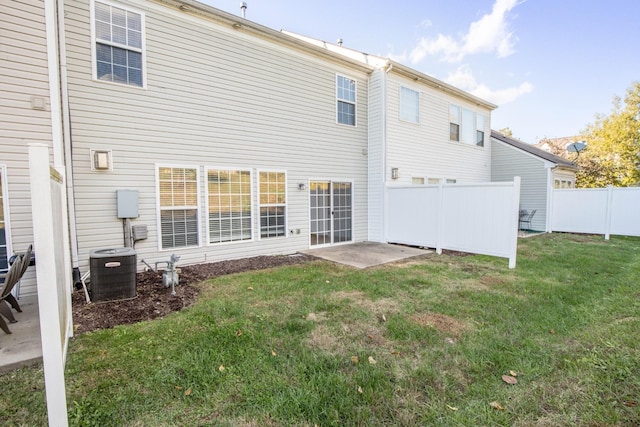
[[62, 0, 372, 277]]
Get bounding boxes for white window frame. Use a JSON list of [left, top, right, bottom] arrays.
[[90, 0, 147, 88], [155, 165, 201, 251], [258, 170, 288, 240], [476, 115, 486, 147], [336, 74, 357, 126], [399, 86, 420, 124], [0, 165, 13, 274], [449, 105, 460, 141], [450, 104, 485, 148], [205, 167, 254, 245]]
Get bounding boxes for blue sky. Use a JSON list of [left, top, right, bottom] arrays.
[[202, 0, 640, 143]]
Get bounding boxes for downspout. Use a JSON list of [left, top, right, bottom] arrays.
[[56, 0, 82, 285], [44, 0, 64, 165]]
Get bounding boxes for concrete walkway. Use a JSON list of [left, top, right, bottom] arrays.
[[0, 296, 42, 373], [301, 241, 431, 269]]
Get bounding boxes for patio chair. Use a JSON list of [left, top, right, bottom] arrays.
[[0, 245, 32, 334], [519, 209, 537, 230]]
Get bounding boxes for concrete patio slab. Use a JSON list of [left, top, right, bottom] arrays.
[[0, 296, 42, 373], [301, 241, 431, 269]]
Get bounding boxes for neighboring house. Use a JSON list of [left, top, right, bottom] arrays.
[[535, 136, 579, 158], [491, 130, 577, 231], [281, 32, 497, 242], [0, 0, 67, 296]]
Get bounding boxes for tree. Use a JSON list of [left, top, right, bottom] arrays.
[[576, 81, 640, 187], [497, 127, 513, 137]]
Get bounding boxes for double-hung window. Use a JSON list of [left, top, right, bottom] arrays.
[[449, 105, 460, 141], [476, 115, 486, 147], [93, 0, 144, 87], [157, 166, 199, 249], [450, 104, 485, 147], [336, 75, 356, 126], [259, 171, 286, 238], [400, 86, 420, 123], [208, 169, 252, 244]]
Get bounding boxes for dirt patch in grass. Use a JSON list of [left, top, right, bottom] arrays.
[[410, 312, 468, 337], [330, 290, 400, 316], [72, 254, 315, 334]]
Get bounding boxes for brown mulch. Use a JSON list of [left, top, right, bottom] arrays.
[[72, 254, 314, 334]]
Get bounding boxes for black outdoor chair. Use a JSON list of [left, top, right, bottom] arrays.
[[519, 209, 537, 231], [0, 245, 32, 334]]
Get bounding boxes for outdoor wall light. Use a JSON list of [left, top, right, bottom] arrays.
[[391, 167, 399, 180], [298, 183, 307, 190]]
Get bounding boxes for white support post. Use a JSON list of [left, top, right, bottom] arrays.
[[508, 177, 521, 269], [29, 143, 69, 427], [435, 181, 444, 255], [604, 185, 613, 240]]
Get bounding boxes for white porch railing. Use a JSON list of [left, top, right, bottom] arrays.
[[29, 143, 72, 426], [385, 178, 521, 268]]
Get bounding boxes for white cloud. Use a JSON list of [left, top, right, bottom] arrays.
[[445, 65, 533, 105], [410, 0, 521, 64]]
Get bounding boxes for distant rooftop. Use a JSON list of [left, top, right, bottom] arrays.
[[491, 130, 577, 169]]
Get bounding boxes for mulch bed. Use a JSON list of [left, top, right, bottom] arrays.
[[72, 254, 315, 334]]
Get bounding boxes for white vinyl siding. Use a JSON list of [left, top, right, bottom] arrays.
[[92, 0, 144, 87], [207, 169, 252, 244], [157, 166, 199, 249], [258, 171, 286, 239], [65, 0, 369, 273], [399, 86, 419, 123], [0, 0, 52, 297], [491, 138, 549, 231], [336, 74, 356, 126], [385, 76, 492, 186]]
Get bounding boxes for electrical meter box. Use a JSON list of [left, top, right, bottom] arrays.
[[116, 189, 138, 219]]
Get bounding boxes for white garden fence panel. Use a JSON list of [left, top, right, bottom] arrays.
[[29, 143, 72, 426], [386, 178, 521, 268], [551, 186, 640, 238]]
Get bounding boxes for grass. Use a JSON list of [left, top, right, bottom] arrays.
[[1, 233, 639, 426]]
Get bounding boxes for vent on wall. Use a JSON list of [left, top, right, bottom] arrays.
[[90, 149, 113, 171]]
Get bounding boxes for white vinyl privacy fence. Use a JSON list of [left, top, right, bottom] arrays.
[[29, 143, 72, 426], [551, 186, 640, 239], [385, 178, 521, 268]]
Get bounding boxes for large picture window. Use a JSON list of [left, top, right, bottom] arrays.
[[400, 86, 420, 123], [93, 0, 144, 87], [259, 171, 286, 238], [336, 75, 356, 126], [208, 169, 252, 244], [157, 166, 199, 249]]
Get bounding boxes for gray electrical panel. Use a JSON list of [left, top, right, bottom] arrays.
[[116, 190, 139, 218]]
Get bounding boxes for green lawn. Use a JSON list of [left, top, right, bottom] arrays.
[[1, 233, 639, 426]]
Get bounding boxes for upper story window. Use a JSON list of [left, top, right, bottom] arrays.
[[476, 115, 486, 147], [336, 75, 356, 126], [93, 0, 144, 87], [450, 104, 485, 147], [400, 86, 420, 123], [449, 105, 460, 141]]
